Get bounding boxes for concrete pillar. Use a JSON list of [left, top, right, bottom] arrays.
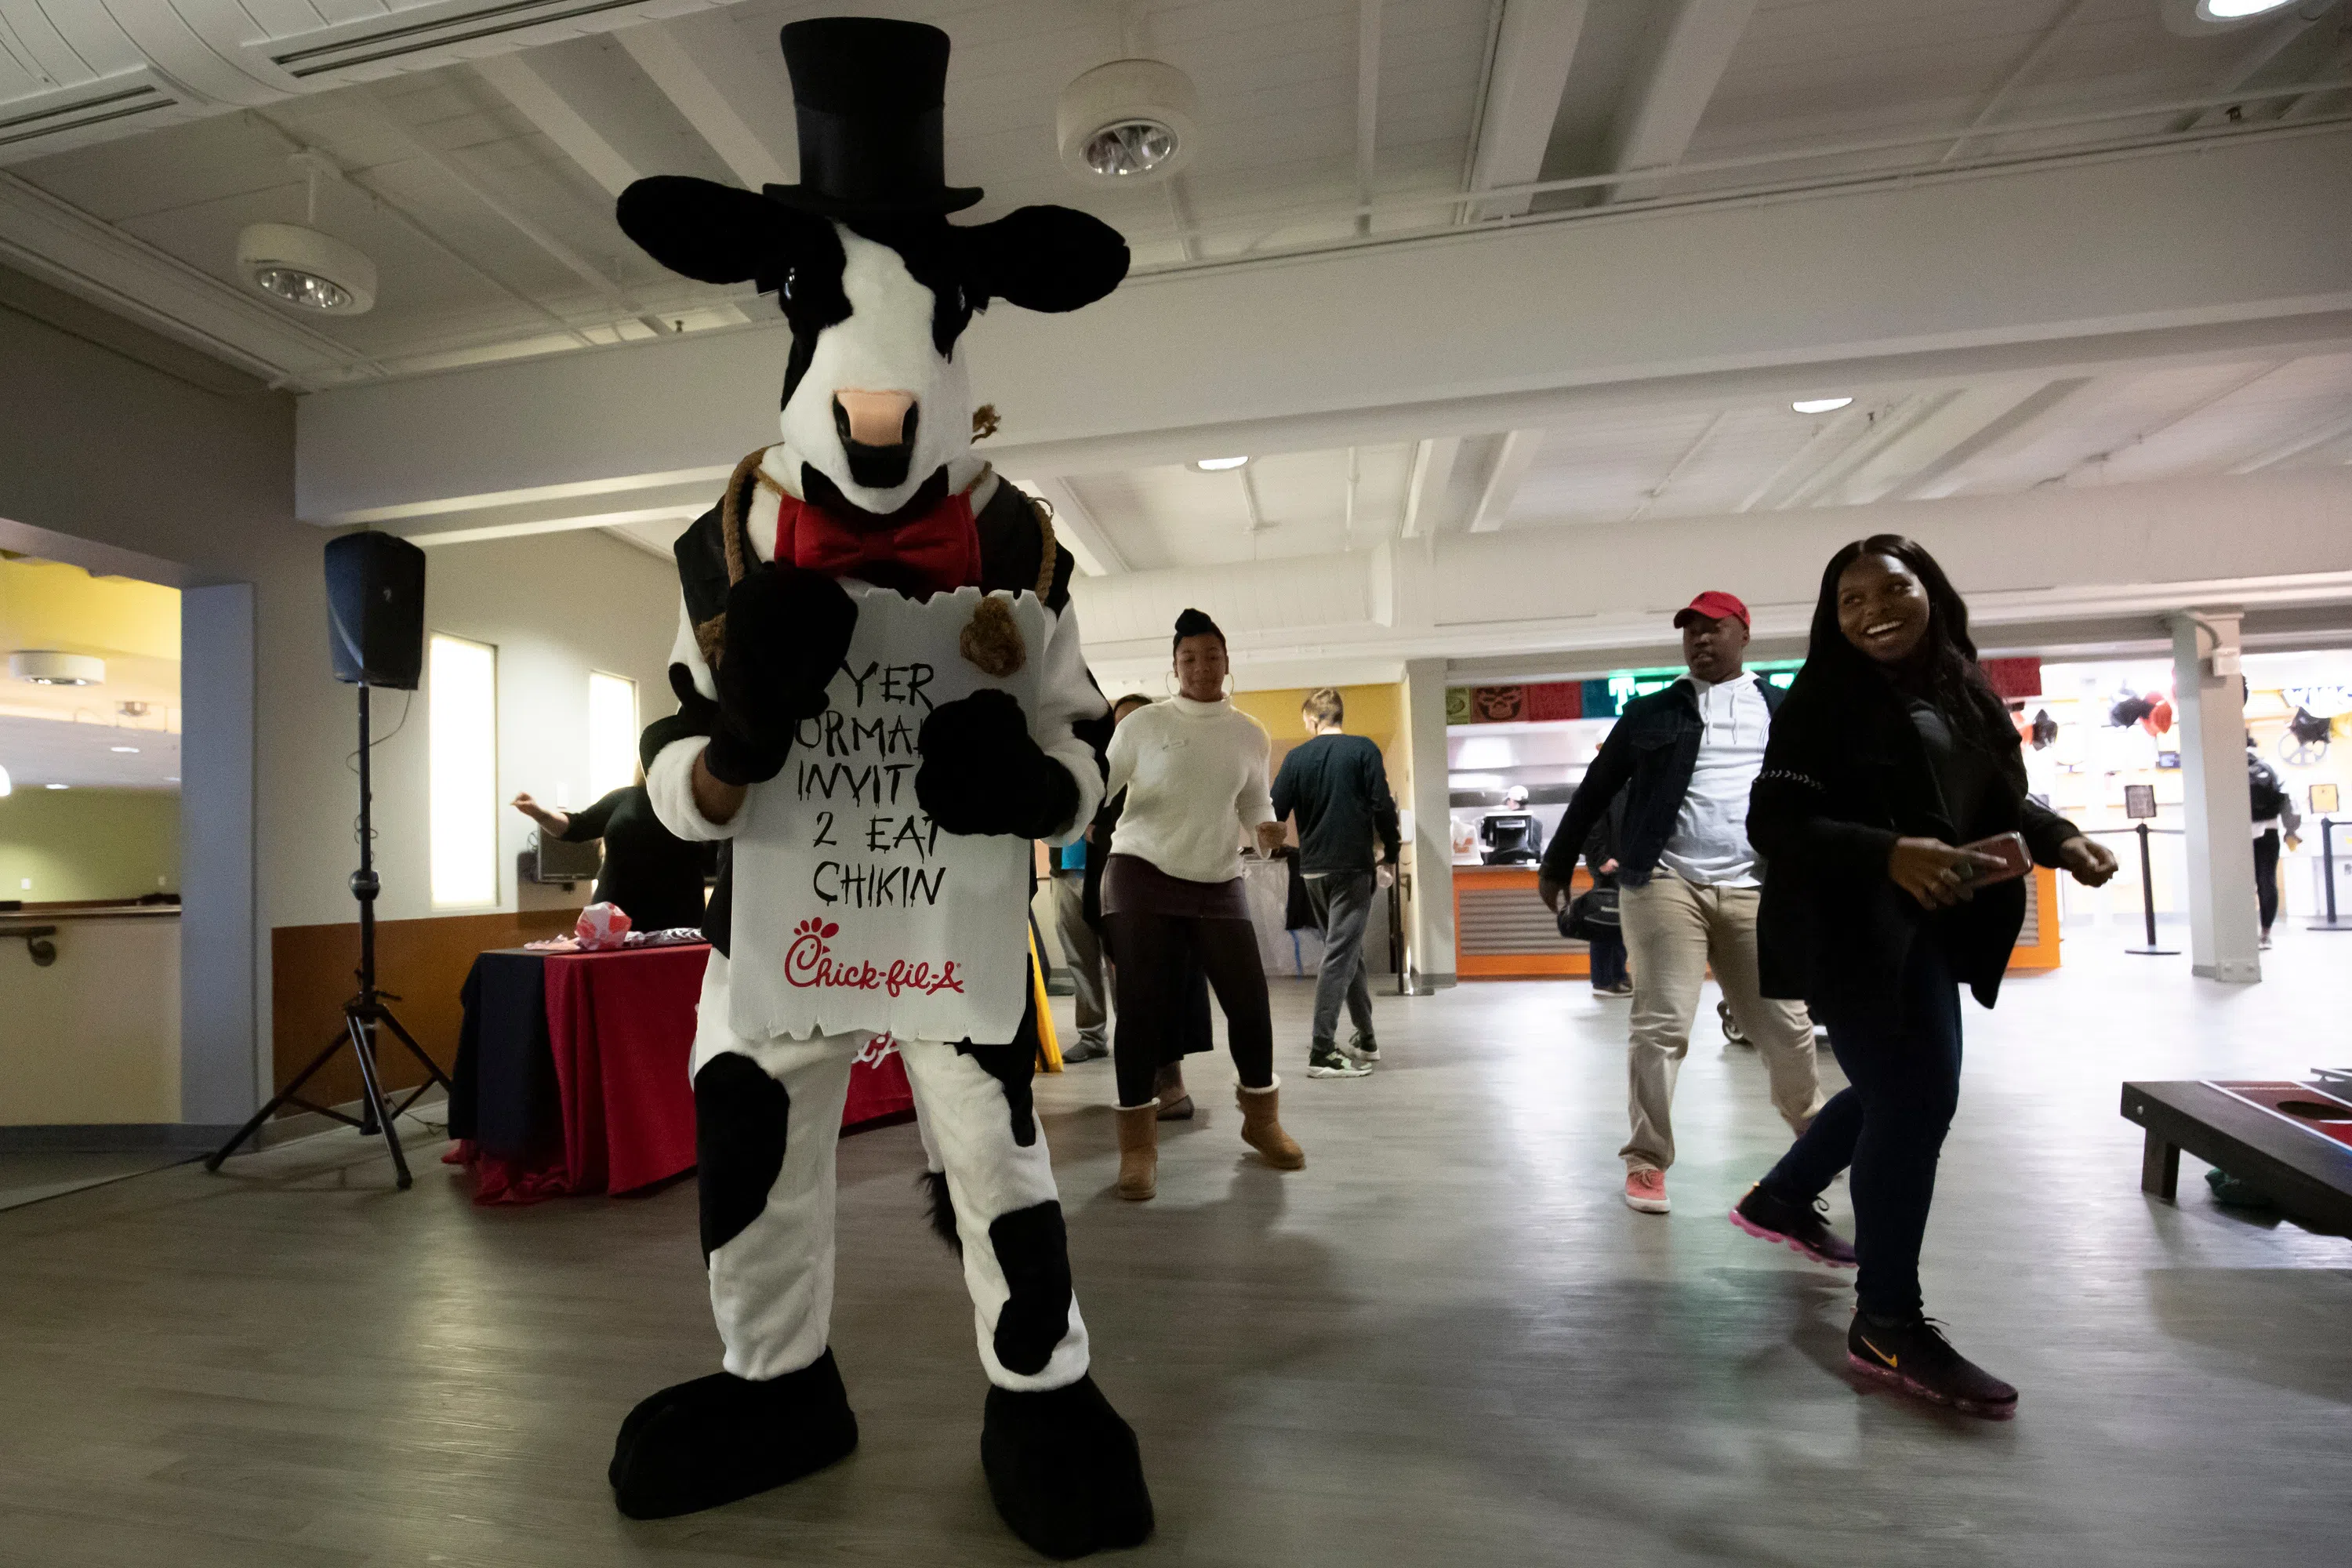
[[1399, 658, 1457, 992], [2168, 609, 2261, 984]]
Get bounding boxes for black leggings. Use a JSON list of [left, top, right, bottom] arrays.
[[2255, 827, 2281, 933], [1105, 911, 1274, 1105]]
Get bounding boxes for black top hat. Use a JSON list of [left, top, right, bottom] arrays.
[[764, 17, 982, 218]]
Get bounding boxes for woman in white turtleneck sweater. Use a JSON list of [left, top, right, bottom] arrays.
[[1099, 609, 1305, 1200]]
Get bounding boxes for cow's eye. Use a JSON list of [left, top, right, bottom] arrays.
[[782, 268, 796, 302]]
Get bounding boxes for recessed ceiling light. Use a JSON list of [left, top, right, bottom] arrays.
[[110, 745, 140, 753], [1791, 397, 1854, 414], [0, 763, 10, 797], [45, 782, 68, 790], [1193, 456, 1250, 471], [2205, 0, 2293, 17]]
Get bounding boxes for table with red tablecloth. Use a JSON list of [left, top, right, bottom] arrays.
[[445, 942, 914, 1205]]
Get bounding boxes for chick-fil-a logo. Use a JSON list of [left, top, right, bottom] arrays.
[[785, 918, 964, 996]]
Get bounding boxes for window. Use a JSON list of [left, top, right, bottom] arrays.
[[586, 671, 638, 800], [429, 633, 498, 908]]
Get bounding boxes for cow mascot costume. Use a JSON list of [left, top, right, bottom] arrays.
[[608, 17, 1150, 1559]]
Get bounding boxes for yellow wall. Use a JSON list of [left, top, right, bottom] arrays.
[[1233, 684, 1410, 832], [0, 787, 180, 902], [0, 554, 180, 659]]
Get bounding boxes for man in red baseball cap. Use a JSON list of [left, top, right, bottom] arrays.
[[1541, 591, 1825, 1221]]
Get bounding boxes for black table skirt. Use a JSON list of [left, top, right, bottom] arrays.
[[447, 949, 561, 1161]]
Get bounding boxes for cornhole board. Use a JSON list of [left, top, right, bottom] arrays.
[[2120, 1080, 2352, 1232]]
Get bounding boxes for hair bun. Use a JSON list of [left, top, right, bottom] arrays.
[[1174, 608, 1222, 641]]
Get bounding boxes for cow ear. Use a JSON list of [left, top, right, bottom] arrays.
[[617, 176, 822, 291], [956, 205, 1130, 314]]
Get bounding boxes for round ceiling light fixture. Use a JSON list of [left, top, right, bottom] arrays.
[[1192, 456, 1250, 471], [1058, 59, 1200, 183], [10, 651, 105, 687], [2161, 0, 2303, 33], [1791, 396, 1855, 414], [236, 223, 377, 314]]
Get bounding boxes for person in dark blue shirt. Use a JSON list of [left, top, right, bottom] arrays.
[[1269, 688, 1400, 1077]]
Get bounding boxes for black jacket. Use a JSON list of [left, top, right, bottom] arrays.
[[1541, 676, 1785, 891], [1748, 666, 2079, 1025]]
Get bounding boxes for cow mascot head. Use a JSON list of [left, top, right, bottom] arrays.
[[608, 18, 1150, 1561]]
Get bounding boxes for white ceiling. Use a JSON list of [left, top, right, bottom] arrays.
[[8, 1, 2352, 584], [0, 713, 181, 790]]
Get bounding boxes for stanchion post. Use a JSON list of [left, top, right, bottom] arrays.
[[2313, 817, 2351, 933], [2126, 820, 2179, 956]]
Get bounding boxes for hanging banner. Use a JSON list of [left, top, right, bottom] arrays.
[[725, 582, 1049, 1045]]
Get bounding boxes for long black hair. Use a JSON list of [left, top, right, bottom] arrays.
[[1802, 534, 2014, 752]]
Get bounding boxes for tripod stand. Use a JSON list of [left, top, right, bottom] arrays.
[[207, 683, 451, 1189]]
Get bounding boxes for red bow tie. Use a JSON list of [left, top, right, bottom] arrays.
[[772, 488, 982, 597]]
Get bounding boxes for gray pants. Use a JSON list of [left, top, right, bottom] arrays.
[[1305, 871, 1377, 1048], [1050, 872, 1108, 1048]]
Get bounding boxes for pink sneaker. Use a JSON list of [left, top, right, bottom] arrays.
[[1623, 1167, 1671, 1214]]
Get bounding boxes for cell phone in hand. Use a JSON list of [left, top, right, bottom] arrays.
[[1954, 831, 2031, 886]]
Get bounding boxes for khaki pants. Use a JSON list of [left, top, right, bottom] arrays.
[[1617, 872, 1822, 1173]]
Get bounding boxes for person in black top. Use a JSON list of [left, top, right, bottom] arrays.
[[513, 782, 710, 933], [1269, 687, 1401, 1076], [1726, 534, 2116, 1420]]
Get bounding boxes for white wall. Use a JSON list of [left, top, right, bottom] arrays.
[[353, 531, 682, 924]]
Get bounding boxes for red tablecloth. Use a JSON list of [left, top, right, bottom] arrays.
[[452, 942, 914, 1204]]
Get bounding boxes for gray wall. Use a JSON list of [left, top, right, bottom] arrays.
[[0, 266, 336, 1125]]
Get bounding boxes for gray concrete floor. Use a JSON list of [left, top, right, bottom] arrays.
[[0, 928, 2347, 1566]]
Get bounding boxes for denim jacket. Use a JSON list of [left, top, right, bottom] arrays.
[[1539, 677, 1785, 891]]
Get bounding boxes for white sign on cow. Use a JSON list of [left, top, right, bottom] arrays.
[[726, 579, 1050, 1044]]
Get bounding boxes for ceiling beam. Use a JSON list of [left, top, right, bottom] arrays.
[[616, 23, 790, 190], [1599, 0, 1757, 201], [2229, 405, 2352, 473], [1401, 437, 1462, 538], [1013, 476, 1128, 575], [1937, 0, 2094, 164], [1463, 1, 1589, 220], [1892, 376, 2092, 499], [1468, 428, 1542, 531], [295, 129, 2352, 525], [2173, 10, 2329, 132], [1627, 409, 1726, 521], [475, 53, 641, 198], [1069, 468, 2352, 687], [1355, 0, 1382, 236]]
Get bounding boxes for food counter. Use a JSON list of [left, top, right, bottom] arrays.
[[1451, 864, 2063, 980]]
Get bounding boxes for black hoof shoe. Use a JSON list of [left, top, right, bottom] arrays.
[[610, 1349, 858, 1519], [982, 1376, 1153, 1559]]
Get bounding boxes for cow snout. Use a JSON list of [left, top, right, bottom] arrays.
[[833, 390, 918, 449]]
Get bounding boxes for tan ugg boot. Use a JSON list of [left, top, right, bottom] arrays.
[[1114, 1103, 1159, 1201], [1235, 1079, 1305, 1171]]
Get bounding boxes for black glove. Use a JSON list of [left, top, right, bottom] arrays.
[[916, 690, 1080, 840], [706, 565, 858, 786]]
